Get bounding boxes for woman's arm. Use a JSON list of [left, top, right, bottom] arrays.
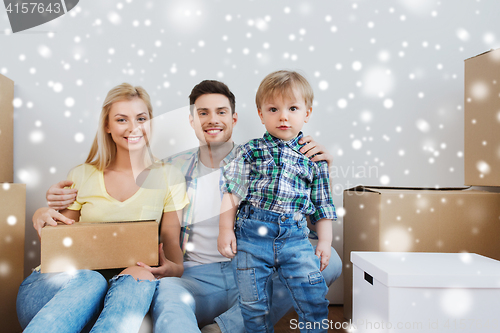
[[32, 207, 78, 239], [137, 210, 184, 278]]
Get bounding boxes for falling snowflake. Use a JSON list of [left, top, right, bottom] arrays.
[[74, 133, 85, 143]]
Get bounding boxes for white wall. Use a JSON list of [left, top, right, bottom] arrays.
[[1, 0, 498, 303]]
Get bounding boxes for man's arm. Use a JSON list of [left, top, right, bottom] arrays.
[[299, 135, 333, 167], [46, 180, 78, 210]]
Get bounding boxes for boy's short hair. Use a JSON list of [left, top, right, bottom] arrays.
[[189, 80, 236, 114], [255, 70, 314, 109]]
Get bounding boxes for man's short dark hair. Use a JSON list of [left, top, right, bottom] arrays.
[[189, 80, 236, 114]]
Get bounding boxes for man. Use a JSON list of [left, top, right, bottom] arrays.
[[45, 80, 342, 333]]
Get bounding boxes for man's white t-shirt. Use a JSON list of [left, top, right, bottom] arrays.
[[184, 160, 230, 267]]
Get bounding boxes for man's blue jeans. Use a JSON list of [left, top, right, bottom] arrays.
[[233, 204, 329, 333], [16, 269, 108, 333]]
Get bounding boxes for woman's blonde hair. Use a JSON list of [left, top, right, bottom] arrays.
[[85, 83, 154, 170]]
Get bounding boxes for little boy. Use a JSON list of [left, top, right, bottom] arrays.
[[217, 70, 336, 333]]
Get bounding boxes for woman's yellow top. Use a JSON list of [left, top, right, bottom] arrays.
[[66, 163, 189, 223]]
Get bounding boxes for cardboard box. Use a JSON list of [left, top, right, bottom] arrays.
[[351, 252, 500, 333], [41, 220, 158, 273], [0, 183, 25, 333], [0, 74, 14, 183], [464, 48, 500, 186], [343, 186, 500, 320]]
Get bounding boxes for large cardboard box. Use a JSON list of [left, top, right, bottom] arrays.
[[41, 220, 158, 273], [343, 186, 500, 320], [0, 183, 26, 333], [351, 252, 500, 333], [0, 74, 14, 183], [464, 48, 500, 186]]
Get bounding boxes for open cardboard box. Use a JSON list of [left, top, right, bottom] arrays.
[[343, 186, 500, 320], [41, 220, 158, 273]]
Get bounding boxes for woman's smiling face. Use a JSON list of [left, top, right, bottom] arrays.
[[106, 97, 151, 153]]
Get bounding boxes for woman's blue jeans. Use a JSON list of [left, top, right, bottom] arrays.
[[89, 274, 158, 333], [16, 269, 108, 333], [17, 270, 158, 333]]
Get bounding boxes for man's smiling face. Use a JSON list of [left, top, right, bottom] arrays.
[[189, 93, 238, 146]]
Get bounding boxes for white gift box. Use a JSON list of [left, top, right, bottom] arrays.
[[351, 252, 500, 333]]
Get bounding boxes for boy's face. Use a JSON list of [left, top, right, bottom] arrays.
[[189, 93, 238, 146], [258, 88, 312, 141]]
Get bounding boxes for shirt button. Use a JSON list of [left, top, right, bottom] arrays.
[[281, 216, 286, 222], [278, 200, 282, 204]]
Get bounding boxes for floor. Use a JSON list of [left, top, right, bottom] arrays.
[[275, 305, 350, 332], [139, 305, 351, 332]]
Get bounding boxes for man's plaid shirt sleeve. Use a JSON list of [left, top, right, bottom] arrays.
[[310, 160, 337, 224], [222, 145, 251, 199]]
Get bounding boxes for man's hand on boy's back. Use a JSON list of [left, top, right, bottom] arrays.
[[299, 135, 333, 166], [46, 180, 78, 210]]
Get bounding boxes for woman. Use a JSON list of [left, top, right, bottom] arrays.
[[17, 83, 189, 333]]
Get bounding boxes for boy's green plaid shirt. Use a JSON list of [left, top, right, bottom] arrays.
[[222, 131, 337, 224]]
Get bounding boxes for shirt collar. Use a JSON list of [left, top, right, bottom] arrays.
[[193, 142, 237, 168], [263, 131, 304, 153]]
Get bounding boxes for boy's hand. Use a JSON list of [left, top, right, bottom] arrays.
[[315, 240, 331, 272], [218, 229, 237, 258]]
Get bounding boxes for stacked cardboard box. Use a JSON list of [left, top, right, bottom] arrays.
[[343, 48, 500, 320], [464, 49, 500, 186], [343, 186, 500, 319], [0, 74, 25, 332], [0, 74, 14, 182]]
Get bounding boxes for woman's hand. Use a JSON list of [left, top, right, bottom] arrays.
[[46, 180, 78, 210], [33, 207, 75, 239], [137, 243, 183, 279], [299, 135, 333, 167]]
